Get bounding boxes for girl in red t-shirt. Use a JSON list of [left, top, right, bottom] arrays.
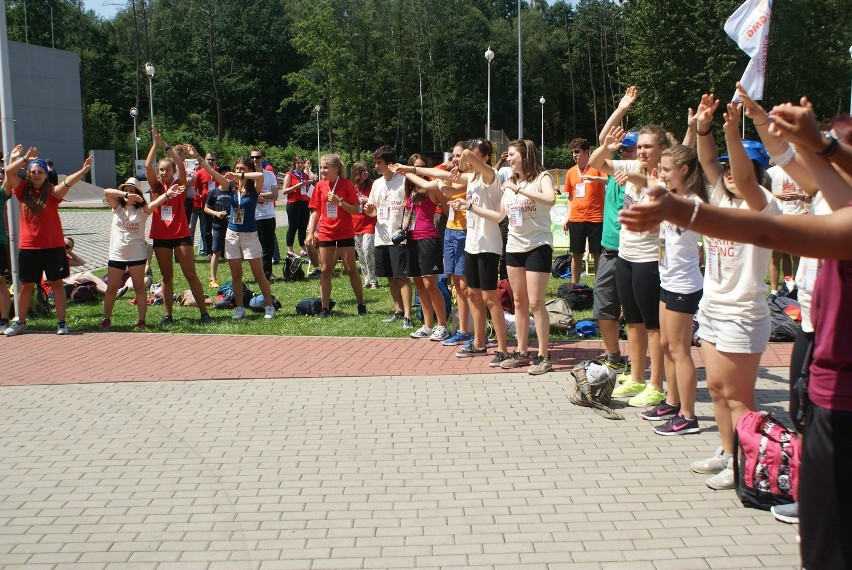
[[281, 156, 312, 258], [349, 161, 377, 289], [146, 126, 212, 326], [2, 145, 92, 337], [305, 154, 366, 318]]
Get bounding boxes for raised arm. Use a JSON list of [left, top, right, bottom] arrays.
[[588, 126, 625, 175], [53, 156, 93, 201], [391, 162, 454, 182], [3, 145, 37, 196], [682, 107, 698, 148], [599, 85, 637, 146], [695, 94, 723, 182], [458, 149, 496, 185], [184, 145, 229, 188], [448, 195, 506, 224], [145, 184, 184, 215], [722, 101, 767, 211]]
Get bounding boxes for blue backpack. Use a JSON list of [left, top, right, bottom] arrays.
[[575, 320, 598, 338]]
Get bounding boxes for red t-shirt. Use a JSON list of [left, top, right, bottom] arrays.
[[193, 169, 215, 209], [286, 169, 310, 204], [564, 163, 606, 223], [352, 180, 376, 235], [149, 180, 190, 240], [14, 180, 65, 249], [309, 177, 357, 241]]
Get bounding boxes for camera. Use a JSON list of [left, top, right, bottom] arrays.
[[391, 229, 410, 246]]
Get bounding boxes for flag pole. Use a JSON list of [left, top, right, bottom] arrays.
[[0, 0, 21, 321]]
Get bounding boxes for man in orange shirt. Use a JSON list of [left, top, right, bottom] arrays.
[[562, 138, 606, 283]]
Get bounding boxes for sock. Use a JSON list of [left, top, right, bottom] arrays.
[[606, 352, 623, 363]]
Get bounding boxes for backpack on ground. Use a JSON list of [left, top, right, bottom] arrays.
[[574, 319, 598, 338], [295, 298, 335, 316], [565, 360, 623, 420], [733, 411, 800, 510], [545, 298, 575, 333], [768, 296, 799, 342], [249, 294, 282, 312], [551, 254, 572, 279], [557, 282, 593, 311], [497, 278, 515, 314], [283, 256, 305, 282]]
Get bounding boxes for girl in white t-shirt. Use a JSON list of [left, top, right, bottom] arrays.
[[453, 139, 556, 375], [101, 177, 182, 330]]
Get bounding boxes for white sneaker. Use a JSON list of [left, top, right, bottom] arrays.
[[691, 447, 731, 474], [56, 322, 69, 335], [705, 458, 735, 490], [232, 307, 246, 320], [264, 306, 275, 319], [429, 325, 449, 341], [410, 325, 433, 339], [5, 320, 26, 336]]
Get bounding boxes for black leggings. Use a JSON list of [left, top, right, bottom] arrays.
[[286, 201, 309, 248]]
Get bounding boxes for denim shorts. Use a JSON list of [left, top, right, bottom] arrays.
[[443, 229, 466, 276]]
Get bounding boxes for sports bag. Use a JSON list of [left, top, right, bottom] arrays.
[[768, 297, 799, 342], [295, 298, 335, 316], [283, 256, 305, 282], [545, 298, 574, 332], [566, 360, 623, 420], [551, 254, 572, 279], [557, 282, 593, 310], [733, 411, 800, 510]]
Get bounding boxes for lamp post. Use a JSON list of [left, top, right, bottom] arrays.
[[313, 104, 321, 169], [517, 0, 522, 139], [130, 107, 139, 163], [485, 46, 494, 140], [144, 62, 155, 126], [539, 96, 545, 166]]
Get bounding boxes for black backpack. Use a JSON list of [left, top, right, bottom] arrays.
[[283, 257, 305, 282], [295, 298, 335, 316], [557, 282, 594, 311], [768, 296, 799, 342], [551, 254, 572, 278]]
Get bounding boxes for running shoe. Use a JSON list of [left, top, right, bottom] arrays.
[[134, 320, 146, 330], [612, 378, 647, 397], [3, 320, 25, 336], [200, 313, 214, 324], [0, 320, 8, 334], [456, 344, 487, 357], [382, 311, 403, 323], [429, 325, 449, 341], [706, 458, 735, 490], [159, 315, 174, 326], [357, 304, 367, 316], [264, 306, 276, 319], [653, 413, 700, 436], [691, 447, 732, 474], [442, 331, 473, 346], [528, 355, 553, 375], [488, 351, 509, 367], [402, 317, 414, 330], [209, 279, 220, 288], [640, 401, 681, 421], [99, 318, 112, 331], [500, 351, 531, 369], [410, 325, 433, 339], [770, 502, 799, 524], [317, 308, 332, 319], [628, 385, 666, 407], [116, 286, 128, 299], [56, 321, 69, 335]]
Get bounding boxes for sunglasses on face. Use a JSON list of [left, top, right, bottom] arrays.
[[206, 157, 216, 162], [250, 155, 262, 160]]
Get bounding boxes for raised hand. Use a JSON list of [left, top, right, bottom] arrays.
[[722, 101, 742, 133], [23, 146, 39, 161], [768, 97, 824, 152], [81, 156, 93, 172], [151, 126, 165, 147], [737, 83, 769, 126], [613, 170, 630, 186], [603, 126, 626, 151], [695, 94, 720, 131], [618, 86, 638, 111]]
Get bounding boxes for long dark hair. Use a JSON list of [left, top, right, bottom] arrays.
[[405, 154, 429, 206], [233, 157, 257, 194], [21, 174, 52, 221]]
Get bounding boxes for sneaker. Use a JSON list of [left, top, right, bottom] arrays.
[[0, 320, 8, 334], [488, 351, 509, 367], [616, 371, 632, 385], [528, 355, 553, 375], [159, 315, 174, 326], [299, 250, 308, 257], [706, 458, 735, 490], [402, 317, 414, 330], [264, 306, 276, 319], [209, 279, 220, 288], [134, 320, 146, 330], [200, 313, 214, 324], [99, 318, 112, 331], [287, 251, 298, 258], [456, 344, 488, 357], [357, 304, 367, 316], [369, 281, 378, 289], [691, 447, 732, 474], [500, 351, 532, 369], [410, 325, 433, 339], [653, 413, 701, 435], [640, 401, 681, 421], [4, 320, 26, 336], [442, 331, 473, 346], [317, 307, 332, 319], [308, 268, 321, 279], [116, 285, 128, 299], [628, 384, 667, 407], [771, 502, 799, 524], [429, 325, 449, 341], [603, 356, 628, 374], [382, 311, 403, 323], [612, 378, 647, 397], [56, 321, 69, 335]]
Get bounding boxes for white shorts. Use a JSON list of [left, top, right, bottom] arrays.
[[696, 310, 770, 354], [225, 229, 263, 260]]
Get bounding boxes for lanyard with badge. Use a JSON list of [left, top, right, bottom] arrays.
[[160, 182, 175, 222], [231, 182, 246, 225], [325, 177, 340, 218], [575, 165, 590, 199]]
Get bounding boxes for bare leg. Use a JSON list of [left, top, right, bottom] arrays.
[[102, 266, 126, 320], [452, 274, 471, 334], [339, 247, 364, 304], [49, 279, 67, 321], [154, 247, 175, 316], [175, 245, 210, 315], [127, 264, 147, 323], [526, 269, 550, 358], [420, 275, 447, 328], [626, 322, 648, 384], [571, 252, 584, 284], [247, 257, 273, 305], [319, 246, 336, 309], [482, 290, 508, 353], [228, 258, 244, 308], [467, 286, 488, 349], [507, 265, 530, 354]]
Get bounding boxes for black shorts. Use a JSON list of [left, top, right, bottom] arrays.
[[464, 251, 500, 291], [615, 257, 660, 329], [153, 236, 192, 249], [19, 247, 70, 283], [318, 237, 355, 248], [659, 288, 702, 315], [108, 259, 147, 270], [375, 244, 408, 279], [568, 221, 603, 255], [0, 242, 10, 279], [407, 237, 443, 278], [505, 244, 552, 273]]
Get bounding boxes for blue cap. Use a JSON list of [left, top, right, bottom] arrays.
[[621, 131, 638, 148], [718, 139, 770, 170]]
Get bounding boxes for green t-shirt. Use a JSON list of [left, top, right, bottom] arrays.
[[600, 175, 625, 251], [0, 191, 8, 245]]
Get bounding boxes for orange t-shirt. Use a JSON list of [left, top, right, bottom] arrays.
[[563, 164, 605, 223]]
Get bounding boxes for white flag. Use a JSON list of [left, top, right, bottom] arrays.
[[724, 0, 772, 101]]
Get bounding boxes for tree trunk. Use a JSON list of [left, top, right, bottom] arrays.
[[205, 11, 224, 142]]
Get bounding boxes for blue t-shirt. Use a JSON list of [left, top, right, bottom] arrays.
[[227, 183, 258, 233], [206, 187, 232, 231]]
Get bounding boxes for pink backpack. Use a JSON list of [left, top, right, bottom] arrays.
[[733, 411, 800, 510]]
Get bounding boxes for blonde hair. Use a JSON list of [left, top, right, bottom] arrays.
[[320, 153, 346, 179]]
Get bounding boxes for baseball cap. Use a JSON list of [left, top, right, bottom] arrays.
[[718, 139, 770, 170], [621, 131, 638, 148]]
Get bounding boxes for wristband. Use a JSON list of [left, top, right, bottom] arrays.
[[676, 200, 701, 236], [124, 191, 129, 199], [696, 126, 712, 137], [816, 134, 839, 158], [241, 172, 245, 180], [165, 144, 172, 151], [769, 145, 796, 168], [63, 180, 71, 188]]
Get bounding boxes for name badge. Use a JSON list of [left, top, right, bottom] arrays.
[[300, 184, 308, 195], [233, 207, 245, 225], [378, 205, 390, 220], [467, 211, 477, 228], [208, 181, 216, 192], [160, 205, 173, 222], [658, 236, 668, 268], [326, 202, 338, 219], [706, 246, 720, 282], [575, 182, 586, 198], [508, 204, 523, 227]]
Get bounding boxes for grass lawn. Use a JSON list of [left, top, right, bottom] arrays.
[[22, 229, 597, 338]]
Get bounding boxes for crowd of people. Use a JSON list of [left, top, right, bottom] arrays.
[[0, 84, 849, 568]]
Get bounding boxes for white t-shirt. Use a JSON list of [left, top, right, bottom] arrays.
[[698, 179, 781, 322], [768, 165, 806, 216], [465, 169, 503, 255], [502, 171, 553, 253], [612, 160, 657, 262], [254, 170, 278, 220], [367, 174, 406, 246], [795, 192, 831, 333], [659, 194, 704, 294], [497, 166, 513, 184], [109, 205, 150, 262]]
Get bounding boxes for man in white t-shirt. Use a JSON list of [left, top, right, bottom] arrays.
[[251, 148, 280, 281], [365, 146, 413, 330]]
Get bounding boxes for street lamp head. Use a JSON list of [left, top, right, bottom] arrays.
[[130, 107, 138, 118], [145, 62, 155, 78], [314, 104, 321, 114], [849, 45, 852, 57], [540, 96, 545, 105], [485, 46, 494, 63]]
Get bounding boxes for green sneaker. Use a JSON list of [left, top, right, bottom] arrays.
[[628, 384, 666, 407], [612, 378, 646, 397]]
